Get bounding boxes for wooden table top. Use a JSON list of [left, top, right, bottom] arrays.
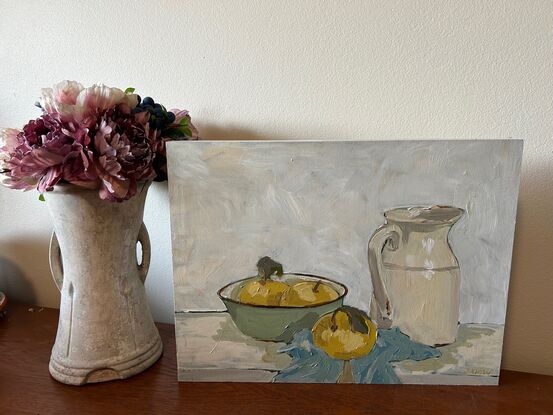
[[1, 301, 552, 415]]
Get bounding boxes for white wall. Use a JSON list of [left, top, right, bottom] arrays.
[[0, 0, 551, 375]]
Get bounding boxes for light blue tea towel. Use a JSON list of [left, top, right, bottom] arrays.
[[274, 327, 440, 384]]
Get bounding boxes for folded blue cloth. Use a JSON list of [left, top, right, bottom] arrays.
[[274, 327, 440, 384]]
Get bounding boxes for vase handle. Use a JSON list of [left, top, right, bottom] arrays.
[[137, 222, 151, 284], [49, 231, 64, 292], [368, 223, 401, 328], [49, 223, 151, 289]]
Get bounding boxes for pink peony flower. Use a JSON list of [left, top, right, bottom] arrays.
[[92, 112, 155, 201], [0, 128, 21, 170], [170, 109, 200, 140], [1, 115, 90, 192], [171, 109, 190, 125], [41, 82, 140, 126], [53, 80, 83, 105], [40, 81, 84, 121], [76, 85, 126, 116]]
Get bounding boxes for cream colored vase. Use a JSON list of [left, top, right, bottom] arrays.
[[368, 206, 463, 346], [45, 182, 162, 385]]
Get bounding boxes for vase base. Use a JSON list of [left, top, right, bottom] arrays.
[[48, 332, 163, 386]]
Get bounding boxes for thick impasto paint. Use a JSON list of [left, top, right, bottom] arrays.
[[167, 140, 522, 384]]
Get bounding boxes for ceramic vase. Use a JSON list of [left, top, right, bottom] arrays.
[[44, 181, 162, 385]]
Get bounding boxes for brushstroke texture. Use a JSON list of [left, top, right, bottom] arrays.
[[167, 140, 522, 325]]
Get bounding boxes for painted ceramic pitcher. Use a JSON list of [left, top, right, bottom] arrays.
[[368, 205, 463, 346]]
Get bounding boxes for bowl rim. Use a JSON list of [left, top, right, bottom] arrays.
[[217, 272, 348, 310]]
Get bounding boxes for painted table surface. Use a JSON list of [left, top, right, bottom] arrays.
[[176, 312, 502, 384], [2, 302, 553, 415]]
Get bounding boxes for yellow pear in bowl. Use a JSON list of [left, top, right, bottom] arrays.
[[280, 280, 339, 306], [238, 256, 290, 306], [239, 280, 289, 306], [312, 306, 377, 360]]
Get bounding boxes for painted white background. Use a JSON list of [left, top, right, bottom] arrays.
[[169, 141, 522, 327], [0, 1, 551, 375]]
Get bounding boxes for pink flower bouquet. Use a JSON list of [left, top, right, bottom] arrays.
[[0, 81, 199, 202]]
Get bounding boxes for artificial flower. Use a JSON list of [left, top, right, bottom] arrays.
[[0, 128, 21, 170], [0, 81, 198, 201]]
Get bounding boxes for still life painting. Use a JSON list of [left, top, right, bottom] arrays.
[[167, 140, 522, 385]]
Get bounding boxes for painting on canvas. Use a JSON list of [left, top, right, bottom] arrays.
[[167, 140, 522, 384]]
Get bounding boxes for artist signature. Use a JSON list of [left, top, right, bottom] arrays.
[[466, 367, 494, 376]]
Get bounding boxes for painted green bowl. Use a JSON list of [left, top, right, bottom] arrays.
[[217, 273, 347, 342]]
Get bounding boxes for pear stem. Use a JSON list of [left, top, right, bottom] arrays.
[[313, 280, 322, 293], [337, 360, 354, 384]]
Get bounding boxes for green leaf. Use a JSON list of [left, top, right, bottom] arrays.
[[163, 125, 191, 138], [38, 194, 45, 202], [124, 87, 135, 94], [178, 126, 193, 137]]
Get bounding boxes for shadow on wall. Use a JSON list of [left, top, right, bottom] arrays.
[[0, 256, 36, 304], [503, 159, 553, 375], [197, 123, 347, 141], [195, 122, 378, 142], [198, 124, 282, 141], [143, 180, 176, 323], [0, 237, 54, 305]]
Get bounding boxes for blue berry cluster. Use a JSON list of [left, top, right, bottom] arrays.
[[133, 96, 176, 130]]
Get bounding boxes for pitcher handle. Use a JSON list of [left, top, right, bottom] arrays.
[[368, 223, 401, 328], [49, 230, 63, 292], [49, 222, 151, 290], [137, 222, 151, 284]]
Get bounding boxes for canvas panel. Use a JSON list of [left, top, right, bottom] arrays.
[[167, 140, 522, 384]]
